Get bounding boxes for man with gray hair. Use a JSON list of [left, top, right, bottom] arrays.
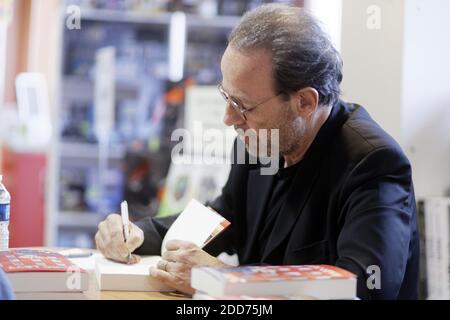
[[95, 4, 419, 300]]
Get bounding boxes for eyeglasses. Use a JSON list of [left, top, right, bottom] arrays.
[[218, 84, 283, 121]]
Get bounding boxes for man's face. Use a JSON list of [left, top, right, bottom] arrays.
[[220, 46, 303, 157]]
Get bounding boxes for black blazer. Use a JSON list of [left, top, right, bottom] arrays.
[[135, 101, 419, 300]]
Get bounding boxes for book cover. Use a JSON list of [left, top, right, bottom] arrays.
[[193, 291, 317, 300], [197, 265, 355, 283], [0, 249, 89, 293], [191, 265, 357, 300]]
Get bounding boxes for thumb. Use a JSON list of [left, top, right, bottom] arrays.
[[126, 223, 144, 252]]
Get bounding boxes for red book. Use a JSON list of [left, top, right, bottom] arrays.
[[0, 249, 89, 293], [191, 265, 357, 300]]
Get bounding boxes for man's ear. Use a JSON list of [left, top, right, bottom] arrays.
[[294, 87, 319, 118]]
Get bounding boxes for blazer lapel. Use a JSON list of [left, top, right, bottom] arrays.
[[241, 169, 275, 263], [261, 101, 353, 261], [261, 156, 320, 261]]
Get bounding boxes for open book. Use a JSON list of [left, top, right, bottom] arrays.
[[95, 199, 230, 291]]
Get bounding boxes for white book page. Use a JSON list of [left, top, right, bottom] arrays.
[[94, 254, 173, 292], [161, 199, 226, 255], [95, 255, 161, 275]]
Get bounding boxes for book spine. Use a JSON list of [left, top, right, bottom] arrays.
[[435, 199, 444, 299], [445, 201, 450, 299], [417, 201, 428, 300], [427, 197, 450, 300], [424, 199, 436, 299]]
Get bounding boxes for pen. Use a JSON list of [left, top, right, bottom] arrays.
[[121, 200, 132, 264]]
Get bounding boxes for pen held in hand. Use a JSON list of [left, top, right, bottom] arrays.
[[121, 200, 132, 264]]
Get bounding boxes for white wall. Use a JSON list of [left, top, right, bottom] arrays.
[[340, 0, 405, 142], [401, 0, 450, 198], [305, 0, 343, 51], [340, 0, 450, 199]]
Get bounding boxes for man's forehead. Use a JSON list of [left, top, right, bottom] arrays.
[[221, 46, 273, 98], [221, 46, 270, 73]]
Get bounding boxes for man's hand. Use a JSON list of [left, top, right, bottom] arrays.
[[150, 240, 229, 295], [95, 214, 144, 263]]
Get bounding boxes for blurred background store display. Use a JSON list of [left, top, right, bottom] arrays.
[[0, 0, 304, 249]]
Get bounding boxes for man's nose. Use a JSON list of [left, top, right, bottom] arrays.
[[223, 103, 245, 127]]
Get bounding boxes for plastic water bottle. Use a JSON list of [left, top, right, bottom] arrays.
[[0, 175, 11, 250]]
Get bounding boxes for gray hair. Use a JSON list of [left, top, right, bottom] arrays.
[[228, 4, 343, 107]]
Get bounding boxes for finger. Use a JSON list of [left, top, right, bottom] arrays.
[[105, 242, 134, 263], [95, 232, 105, 252], [156, 258, 186, 271], [98, 225, 111, 245], [105, 254, 128, 264], [165, 240, 196, 251], [96, 219, 125, 262], [96, 233, 115, 259], [104, 214, 125, 242], [156, 259, 167, 270], [130, 254, 141, 264], [149, 267, 178, 284], [106, 213, 122, 225], [96, 231, 120, 259], [162, 250, 179, 263], [115, 243, 131, 262], [99, 219, 119, 254], [126, 223, 144, 252], [149, 267, 195, 295], [103, 228, 128, 259], [106, 214, 141, 254], [97, 220, 108, 238], [107, 220, 125, 243], [163, 261, 189, 273], [99, 228, 129, 262], [163, 246, 204, 265]]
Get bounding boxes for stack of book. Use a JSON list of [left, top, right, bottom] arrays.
[[191, 264, 357, 300], [0, 249, 89, 299], [423, 197, 450, 299]]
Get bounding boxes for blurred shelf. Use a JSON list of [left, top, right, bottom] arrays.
[[62, 76, 141, 101], [59, 142, 126, 159], [81, 8, 172, 25], [187, 15, 240, 29], [64, 76, 147, 88], [58, 211, 104, 228], [50, 3, 232, 247], [80, 8, 239, 29]]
